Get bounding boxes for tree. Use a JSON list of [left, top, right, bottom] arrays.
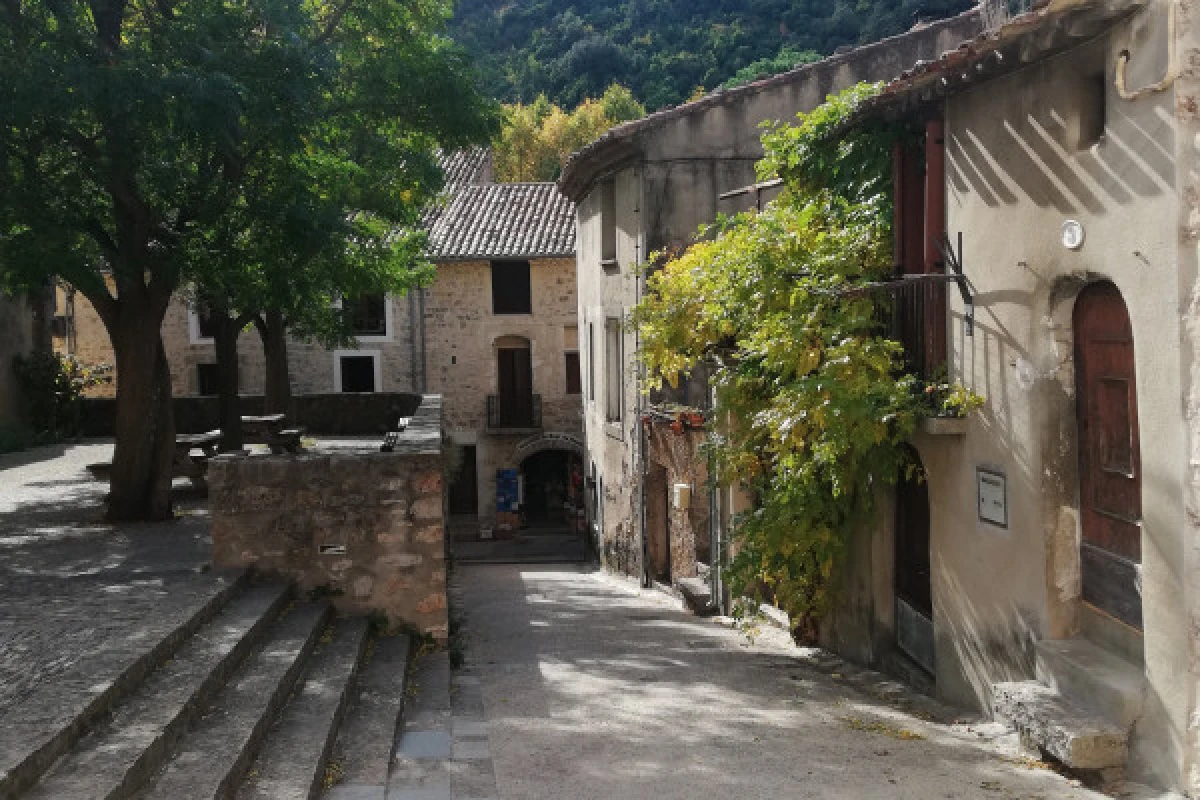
[[0, 0, 495, 519], [493, 85, 645, 182], [189, 17, 496, 443]]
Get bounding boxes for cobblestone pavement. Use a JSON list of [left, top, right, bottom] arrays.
[[453, 564, 1122, 800], [0, 442, 224, 715]]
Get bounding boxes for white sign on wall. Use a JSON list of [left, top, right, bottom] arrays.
[[977, 467, 1008, 528]]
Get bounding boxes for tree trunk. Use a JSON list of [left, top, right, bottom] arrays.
[[107, 312, 175, 522], [257, 310, 292, 415], [211, 311, 244, 452]]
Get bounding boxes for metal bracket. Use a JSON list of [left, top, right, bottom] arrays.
[[936, 232, 974, 337]]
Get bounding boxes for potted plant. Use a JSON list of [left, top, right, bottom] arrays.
[[917, 378, 983, 436]]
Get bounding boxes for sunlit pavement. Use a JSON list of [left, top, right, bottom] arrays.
[[453, 563, 1116, 800]]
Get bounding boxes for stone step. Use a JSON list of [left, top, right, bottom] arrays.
[[993, 681, 1127, 770], [319, 634, 412, 798], [0, 569, 252, 800], [677, 577, 716, 615], [1035, 638, 1145, 728], [140, 602, 332, 800], [18, 583, 291, 800], [236, 618, 371, 800]]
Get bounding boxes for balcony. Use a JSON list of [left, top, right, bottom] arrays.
[[887, 275, 949, 380], [487, 394, 542, 432]]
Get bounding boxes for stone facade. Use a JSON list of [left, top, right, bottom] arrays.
[[0, 291, 48, 426], [209, 396, 447, 640]]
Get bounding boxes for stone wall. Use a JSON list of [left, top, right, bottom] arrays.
[[0, 292, 42, 426], [209, 396, 447, 640]]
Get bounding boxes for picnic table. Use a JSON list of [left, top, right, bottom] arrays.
[[241, 414, 304, 454], [87, 430, 222, 489]]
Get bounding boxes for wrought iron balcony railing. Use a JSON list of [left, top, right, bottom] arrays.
[[487, 394, 542, 430]]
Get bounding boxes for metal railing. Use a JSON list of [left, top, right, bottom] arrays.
[[885, 275, 950, 380], [487, 394, 542, 430]]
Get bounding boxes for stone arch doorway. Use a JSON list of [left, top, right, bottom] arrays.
[[895, 446, 934, 676], [1073, 281, 1142, 632], [519, 447, 584, 529]]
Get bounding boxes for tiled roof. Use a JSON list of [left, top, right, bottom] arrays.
[[426, 182, 576, 261], [436, 147, 491, 191]]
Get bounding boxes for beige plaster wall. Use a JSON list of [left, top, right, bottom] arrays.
[[922, 5, 1188, 790]]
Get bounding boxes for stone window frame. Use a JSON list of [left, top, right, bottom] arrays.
[[331, 293, 395, 344], [187, 308, 215, 345], [333, 349, 383, 393]]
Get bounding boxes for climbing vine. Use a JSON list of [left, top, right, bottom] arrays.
[[634, 83, 959, 639]]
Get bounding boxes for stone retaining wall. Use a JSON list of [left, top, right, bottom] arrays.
[[209, 396, 447, 640]]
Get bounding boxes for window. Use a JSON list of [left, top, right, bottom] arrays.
[[187, 307, 217, 344], [334, 350, 381, 393], [1078, 72, 1106, 149], [605, 318, 622, 422], [196, 363, 220, 396], [600, 180, 617, 268], [565, 352, 581, 395], [346, 294, 388, 338], [588, 323, 596, 403], [492, 260, 532, 315]]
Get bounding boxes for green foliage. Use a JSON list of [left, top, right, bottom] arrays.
[[11, 352, 112, 438], [634, 83, 944, 636], [448, 0, 975, 109], [493, 85, 645, 182], [722, 47, 821, 89]]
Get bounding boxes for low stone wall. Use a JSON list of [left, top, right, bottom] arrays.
[[81, 392, 423, 437], [209, 395, 447, 640]]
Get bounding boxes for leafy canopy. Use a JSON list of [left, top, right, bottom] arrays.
[[634, 83, 921, 631], [493, 85, 645, 182]]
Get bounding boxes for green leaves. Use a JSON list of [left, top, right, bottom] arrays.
[[633, 83, 919, 636]]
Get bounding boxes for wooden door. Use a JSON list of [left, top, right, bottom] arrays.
[[497, 347, 533, 425], [895, 452, 934, 675], [1074, 282, 1142, 630]]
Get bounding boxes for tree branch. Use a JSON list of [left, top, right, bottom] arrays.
[[314, 0, 354, 44]]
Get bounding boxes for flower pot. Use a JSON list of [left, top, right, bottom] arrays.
[[920, 416, 968, 436]]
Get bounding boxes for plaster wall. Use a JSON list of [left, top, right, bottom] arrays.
[[922, 5, 1188, 789], [573, 8, 984, 583]]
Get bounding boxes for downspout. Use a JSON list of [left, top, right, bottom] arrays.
[[408, 291, 419, 393], [418, 288, 428, 393], [636, 164, 651, 589]]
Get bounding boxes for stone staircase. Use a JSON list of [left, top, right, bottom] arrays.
[[993, 638, 1145, 779], [0, 573, 414, 800]]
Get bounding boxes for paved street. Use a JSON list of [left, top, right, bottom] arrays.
[[447, 564, 1114, 800]]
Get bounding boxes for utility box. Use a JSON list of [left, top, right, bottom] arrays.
[[672, 483, 691, 510]]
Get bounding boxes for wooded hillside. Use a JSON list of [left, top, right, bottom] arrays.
[[449, 0, 975, 110]]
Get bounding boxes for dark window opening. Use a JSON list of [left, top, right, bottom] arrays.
[[492, 260, 532, 315], [339, 355, 377, 393], [197, 363, 220, 396], [588, 324, 596, 402], [1079, 72, 1106, 149], [346, 294, 387, 337], [601, 180, 617, 266], [196, 308, 218, 340], [565, 352, 581, 395]]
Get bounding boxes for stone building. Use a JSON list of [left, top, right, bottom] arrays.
[[0, 289, 51, 427], [557, 8, 985, 598], [566, 0, 1200, 792], [58, 150, 583, 528]]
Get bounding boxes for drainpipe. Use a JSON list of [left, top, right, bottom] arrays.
[[418, 288, 428, 394], [408, 291, 419, 393], [635, 165, 651, 589]]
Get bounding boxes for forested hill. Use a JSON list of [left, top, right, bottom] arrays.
[[448, 0, 976, 110]]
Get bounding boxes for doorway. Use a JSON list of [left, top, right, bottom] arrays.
[[895, 449, 934, 675], [448, 445, 478, 517], [520, 449, 570, 528], [496, 344, 534, 427], [1074, 282, 1143, 631]]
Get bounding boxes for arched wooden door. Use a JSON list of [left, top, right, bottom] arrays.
[[1074, 282, 1143, 630]]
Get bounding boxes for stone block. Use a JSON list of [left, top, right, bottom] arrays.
[[413, 524, 443, 545], [378, 553, 422, 569], [410, 496, 442, 522], [416, 593, 447, 614], [413, 470, 442, 494]]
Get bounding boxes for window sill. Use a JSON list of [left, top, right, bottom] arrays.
[[605, 421, 623, 441], [600, 258, 620, 273]]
